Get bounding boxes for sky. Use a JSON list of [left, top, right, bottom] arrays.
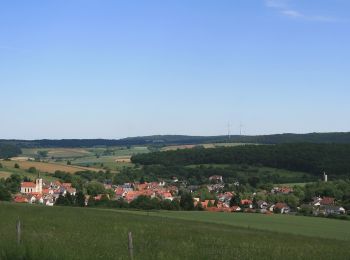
[[0, 0, 349, 139]]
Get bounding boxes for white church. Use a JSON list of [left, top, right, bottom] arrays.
[[20, 177, 43, 194]]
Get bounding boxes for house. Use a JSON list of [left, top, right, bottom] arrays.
[[231, 206, 241, 212], [273, 203, 290, 214], [125, 191, 141, 202], [241, 199, 253, 209], [14, 196, 29, 203], [320, 197, 335, 206], [160, 192, 173, 201], [197, 200, 215, 209], [45, 198, 54, 206], [115, 187, 127, 198], [207, 183, 225, 192], [257, 200, 268, 209], [209, 175, 223, 183], [271, 187, 293, 194], [66, 187, 77, 196], [315, 205, 346, 216]]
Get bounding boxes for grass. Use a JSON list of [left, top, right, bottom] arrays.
[[123, 210, 350, 241], [70, 156, 133, 171], [0, 166, 59, 182], [0, 203, 349, 259], [0, 171, 11, 179]]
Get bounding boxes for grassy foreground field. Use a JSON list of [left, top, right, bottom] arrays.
[[0, 203, 349, 260]]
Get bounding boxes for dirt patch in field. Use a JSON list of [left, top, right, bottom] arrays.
[[115, 156, 131, 163], [161, 145, 196, 151]]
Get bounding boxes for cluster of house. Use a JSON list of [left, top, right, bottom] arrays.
[[113, 181, 178, 202], [14, 177, 76, 206], [12, 174, 347, 216], [308, 196, 346, 216], [193, 191, 291, 214]]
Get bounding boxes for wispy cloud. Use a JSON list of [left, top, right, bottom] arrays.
[[265, 0, 340, 22]]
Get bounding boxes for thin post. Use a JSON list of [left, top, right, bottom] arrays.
[[128, 231, 134, 260], [16, 218, 21, 245]]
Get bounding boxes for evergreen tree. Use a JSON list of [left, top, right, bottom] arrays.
[[55, 194, 67, 205], [0, 185, 11, 201], [75, 191, 85, 207], [195, 201, 204, 211], [230, 194, 241, 207], [180, 192, 194, 211]]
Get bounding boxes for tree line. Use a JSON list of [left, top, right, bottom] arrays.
[[131, 143, 350, 178], [0, 144, 22, 159], [2, 132, 350, 148]]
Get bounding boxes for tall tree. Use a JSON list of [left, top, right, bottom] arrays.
[[180, 192, 194, 211]]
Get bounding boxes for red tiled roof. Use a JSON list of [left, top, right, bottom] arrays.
[[21, 182, 36, 188], [275, 202, 288, 209], [320, 197, 335, 205], [14, 196, 28, 203], [241, 199, 252, 205], [42, 188, 50, 194]]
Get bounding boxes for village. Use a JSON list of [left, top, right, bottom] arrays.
[[13, 172, 347, 217]]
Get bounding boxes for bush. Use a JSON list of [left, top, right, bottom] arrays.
[[28, 167, 37, 173], [0, 185, 11, 201]]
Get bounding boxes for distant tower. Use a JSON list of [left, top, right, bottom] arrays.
[[227, 122, 231, 140], [36, 172, 43, 194], [323, 172, 328, 182], [239, 122, 243, 136]]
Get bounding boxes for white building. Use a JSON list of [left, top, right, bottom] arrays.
[[20, 178, 43, 194]]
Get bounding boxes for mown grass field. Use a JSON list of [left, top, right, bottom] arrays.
[[0, 203, 349, 260]]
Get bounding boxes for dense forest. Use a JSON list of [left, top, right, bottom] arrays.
[[1, 132, 350, 148], [131, 143, 350, 178], [0, 144, 22, 159]]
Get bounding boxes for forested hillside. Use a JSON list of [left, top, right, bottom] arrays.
[[0, 144, 22, 159], [131, 143, 350, 178], [1, 132, 350, 148]]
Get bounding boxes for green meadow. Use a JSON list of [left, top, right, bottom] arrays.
[[0, 203, 349, 260]]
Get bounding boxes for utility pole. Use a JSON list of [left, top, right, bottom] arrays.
[[227, 122, 231, 140]]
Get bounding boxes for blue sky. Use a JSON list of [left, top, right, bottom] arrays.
[[0, 0, 349, 139]]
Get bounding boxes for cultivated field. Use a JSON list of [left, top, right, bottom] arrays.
[[161, 143, 250, 151], [0, 160, 101, 174], [20, 146, 149, 172], [0, 203, 349, 259], [21, 148, 92, 159]]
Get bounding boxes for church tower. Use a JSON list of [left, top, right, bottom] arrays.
[[35, 172, 43, 194]]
